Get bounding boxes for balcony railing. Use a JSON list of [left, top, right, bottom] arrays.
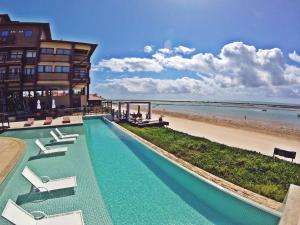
[[5, 73, 21, 81], [39, 54, 70, 62], [23, 74, 36, 82], [6, 56, 22, 63], [73, 73, 88, 80], [38, 72, 69, 81]]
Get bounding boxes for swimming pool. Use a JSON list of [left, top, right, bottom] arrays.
[[0, 125, 112, 225], [84, 117, 281, 225]]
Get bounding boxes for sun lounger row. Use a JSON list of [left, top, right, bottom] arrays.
[[24, 116, 71, 127], [1, 128, 83, 225]]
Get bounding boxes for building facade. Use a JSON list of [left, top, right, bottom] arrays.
[[0, 14, 97, 114]]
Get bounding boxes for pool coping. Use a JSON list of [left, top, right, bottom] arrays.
[[104, 118, 282, 217]]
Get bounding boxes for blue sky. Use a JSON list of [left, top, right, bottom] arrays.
[[2, 0, 300, 103]]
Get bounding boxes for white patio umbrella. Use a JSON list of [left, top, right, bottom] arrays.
[[52, 99, 56, 109], [37, 100, 41, 110]]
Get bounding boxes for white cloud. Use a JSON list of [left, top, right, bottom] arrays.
[[144, 45, 153, 53], [158, 48, 172, 55], [174, 45, 196, 54], [93, 42, 300, 98], [289, 51, 300, 63], [96, 76, 215, 95], [96, 76, 300, 99], [155, 42, 297, 88], [93, 57, 163, 72]]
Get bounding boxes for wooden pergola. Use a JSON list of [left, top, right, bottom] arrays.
[[118, 101, 151, 120]]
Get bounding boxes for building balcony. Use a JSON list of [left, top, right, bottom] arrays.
[[25, 57, 37, 64], [39, 54, 70, 62], [4, 73, 21, 82], [23, 74, 36, 82], [73, 54, 90, 65], [6, 57, 22, 63], [38, 72, 69, 81]]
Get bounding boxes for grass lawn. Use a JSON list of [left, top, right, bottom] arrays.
[[120, 123, 300, 202]]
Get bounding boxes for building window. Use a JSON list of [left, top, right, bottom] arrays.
[[74, 69, 86, 78], [55, 66, 70, 73], [0, 54, 6, 62], [26, 50, 37, 58], [9, 51, 23, 60], [74, 49, 88, 55], [41, 48, 54, 55], [0, 31, 9, 37], [56, 48, 71, 55], [0, 67, 5, 74], [38, 65, 52, 73], [24, 68, 35, 75], [9, 67, 21, 74], [24, 30, 32, 38]]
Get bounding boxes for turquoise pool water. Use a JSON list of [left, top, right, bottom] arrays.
[[84, 117, 280, 225], [0, 125, 112, 225]]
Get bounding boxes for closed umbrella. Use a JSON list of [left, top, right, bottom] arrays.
[[37, 100, 41, 110], [52, 99, 56, 109]]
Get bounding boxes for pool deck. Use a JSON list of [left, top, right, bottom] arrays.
[[115, 121, 283, 212], [8, 115, 83, 130], [279, 184, 300, 225], [0, 137, 26, 184]]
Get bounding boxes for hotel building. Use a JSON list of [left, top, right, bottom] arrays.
[[0, 14, 97, 114]]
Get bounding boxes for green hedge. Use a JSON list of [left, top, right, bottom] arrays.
[[120, 123, 300, 202]]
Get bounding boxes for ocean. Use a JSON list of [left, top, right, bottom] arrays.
[[113, 100, 300, 129]]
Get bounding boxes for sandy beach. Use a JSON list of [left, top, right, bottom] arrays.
[[115, 106, 300, 164]]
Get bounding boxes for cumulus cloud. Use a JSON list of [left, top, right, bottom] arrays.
[[174, 45, 196, 54], [96, 76, 216, 95], [289, 51, 300, 63], [93, 42, 300, 98], [144, 45, 153, 53], [158, 48, 172, 55], [93, 57, 163, 72]]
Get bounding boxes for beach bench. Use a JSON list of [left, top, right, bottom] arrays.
[[44, 117, 53, 125], [62, 116, 71, 123], [24, 118, 34, 127], [273, 147, 296, 162]]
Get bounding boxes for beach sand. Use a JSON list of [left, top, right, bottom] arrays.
[[151, 110, 300, 164], [115, 106, 300, 163]]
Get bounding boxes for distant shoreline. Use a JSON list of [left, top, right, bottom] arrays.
[[152, 109, 300, 140], [112, 100, 300, 111], [112, 103, 300, 140]]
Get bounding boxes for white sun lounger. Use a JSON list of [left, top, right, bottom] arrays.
[[22, 166, 77, 192], [35, 139, 67, 154], [50, 131, 76, 143], [2, 199, 84, 225], [55, 128, 79, 139]]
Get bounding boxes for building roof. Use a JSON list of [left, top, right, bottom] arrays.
[[88, 94, 105, 101], [41, 40, 97, 55], [0, 14, 52, 40]]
